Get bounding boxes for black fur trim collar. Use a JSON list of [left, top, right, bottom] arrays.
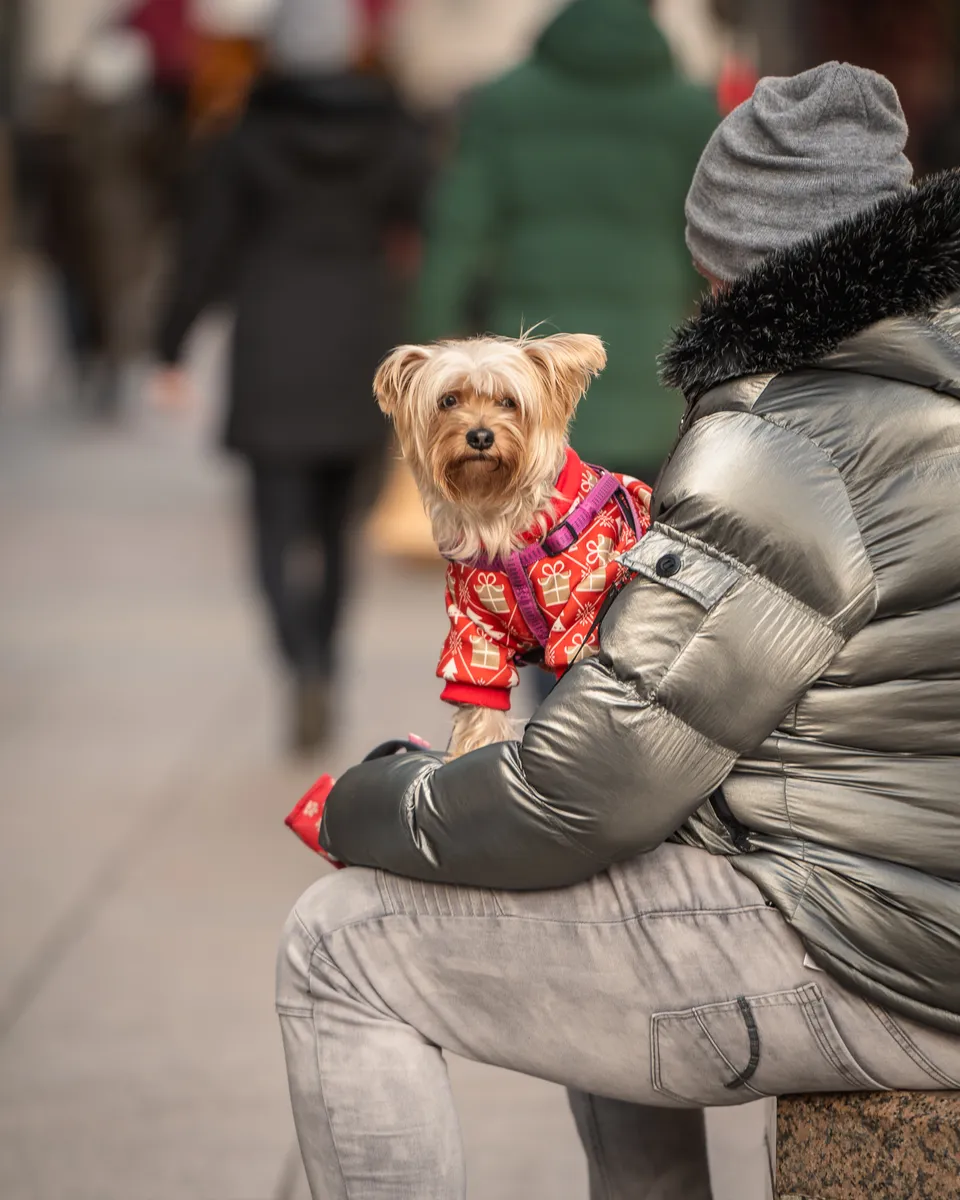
[[660, 169, 960, 399]]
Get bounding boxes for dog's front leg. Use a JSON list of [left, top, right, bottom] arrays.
[[448, 704, 517, 759]]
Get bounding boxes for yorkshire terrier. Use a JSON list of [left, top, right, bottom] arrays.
[[374, 333, 650, 758]]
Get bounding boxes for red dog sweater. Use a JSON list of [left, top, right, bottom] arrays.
[[438, 448, 651, 711]]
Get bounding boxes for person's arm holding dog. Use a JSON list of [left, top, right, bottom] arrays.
[[319, 409, 878, 888]]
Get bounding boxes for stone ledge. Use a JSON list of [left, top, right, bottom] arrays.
[[776, 1091, 960, 1200]]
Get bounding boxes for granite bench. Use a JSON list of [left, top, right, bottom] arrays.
[[775, 1091, 960, 1199]]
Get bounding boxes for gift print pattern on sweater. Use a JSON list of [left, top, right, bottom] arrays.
[[438, 450, 651, 711]]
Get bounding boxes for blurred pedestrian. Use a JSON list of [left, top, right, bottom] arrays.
[[154, 5, 427, 752], [417, 0, 717, 489], [21, 3, 194, 417], [28, 25, 158, 416]]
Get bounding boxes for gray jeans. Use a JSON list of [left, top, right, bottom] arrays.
[[276, 844, 960, 1199]]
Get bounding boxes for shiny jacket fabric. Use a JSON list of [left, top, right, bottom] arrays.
[[321, 171, 960, 1032]]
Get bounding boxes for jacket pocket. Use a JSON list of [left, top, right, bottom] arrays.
[[620, 526, 742, 611], [651, 983, 883, 1106]]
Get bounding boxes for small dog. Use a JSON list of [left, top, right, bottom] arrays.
[[374, 333, 650, 758]]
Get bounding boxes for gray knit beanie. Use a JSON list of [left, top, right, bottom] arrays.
[[685, 61, 913, 283]]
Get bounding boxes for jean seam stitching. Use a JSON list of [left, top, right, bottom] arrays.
[[293, 908, 337, 975], [650, 1016, 695, 1104], [798, 990, 854, 1084], [293, 908, 321, 954], [667, 995, 810, 1014], [310, 938, 339, 972], [800, 988, 881, 1090], [357, 902, 770, 926], [375, 870, 397, 917], [491, 903, 771, 927], [313, 993, 351, 1196], [868, 1003, 960, 1088], [583, 1094, 615, 1200]]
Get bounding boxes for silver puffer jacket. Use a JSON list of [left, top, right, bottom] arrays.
[[321, 172, 960, 1032]]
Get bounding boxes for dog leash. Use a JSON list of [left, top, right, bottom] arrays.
[[474, 468, 640, 652]]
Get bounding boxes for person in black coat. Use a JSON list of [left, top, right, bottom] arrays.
[[156, 60, 427, 751]]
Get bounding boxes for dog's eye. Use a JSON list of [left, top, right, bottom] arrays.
[[439, 395, 458, 410], [499, 397, 517, 409]]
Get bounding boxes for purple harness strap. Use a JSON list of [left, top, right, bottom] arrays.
[[475, 469, 639, 652], [501, 545, 553, 648]]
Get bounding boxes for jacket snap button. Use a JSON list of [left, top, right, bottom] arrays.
[[655, 553, 682, 578]]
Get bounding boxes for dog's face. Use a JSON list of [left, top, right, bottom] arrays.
[[424, 377, 527, 506], [374, 334, 607, 512]]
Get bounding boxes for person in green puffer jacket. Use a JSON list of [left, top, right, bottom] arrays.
[[415, 0, 717, 482]]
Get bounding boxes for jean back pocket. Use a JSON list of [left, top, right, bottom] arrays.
[[652, 983, 883, 1106]]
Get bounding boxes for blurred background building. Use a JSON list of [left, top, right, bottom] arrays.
[[0, 3, 958, 1198]]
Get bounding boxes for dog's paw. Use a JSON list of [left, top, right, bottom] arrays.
[[448, 704, 516, 758]]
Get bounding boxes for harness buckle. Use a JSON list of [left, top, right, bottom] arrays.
[[550, 518, 579, 553]]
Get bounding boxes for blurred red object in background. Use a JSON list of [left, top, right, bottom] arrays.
[[717, 54, 757, 116], [356, 0, 397, 72], [126, 0, 195, 88]]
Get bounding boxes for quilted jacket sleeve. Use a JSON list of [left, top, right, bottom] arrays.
[[320, 406, 879, 888]]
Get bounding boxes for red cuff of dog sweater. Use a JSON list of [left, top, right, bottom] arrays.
[[284, 774, 343, 866], [440, 681, 512, 711]]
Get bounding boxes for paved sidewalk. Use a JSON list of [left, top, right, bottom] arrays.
[[0, 388, 769, 1199]]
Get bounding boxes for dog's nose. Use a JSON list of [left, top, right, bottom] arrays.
[[466, 428, 495, 452]]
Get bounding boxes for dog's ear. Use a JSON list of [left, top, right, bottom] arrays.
[[373, 344, 432, 415], [521, 334, 607, 421]]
